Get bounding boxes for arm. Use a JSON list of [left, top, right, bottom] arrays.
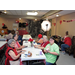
[[17, 50, 26, 54], [37, 39, 43, 44], [8, 50, 24, 60], [34, 45, 41, 48], [37, 46, 44, 49], [16, 45, 26, 51], [64, 38, 66, 43], [47, 51, 59, 55]]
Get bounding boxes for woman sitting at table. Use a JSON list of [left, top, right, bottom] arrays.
[[35, 34, 43, 44], [44, 37, 60, 65], [34, 35, 49, 53], [5, 39, 25, 65], [15, 31, 23, 45], [13, 34, 26, 51]]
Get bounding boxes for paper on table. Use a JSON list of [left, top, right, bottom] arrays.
[[33, 43, 37, 45]]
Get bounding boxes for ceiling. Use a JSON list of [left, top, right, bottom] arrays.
[[0, 10, 75, 20], [47, 10, 75, 19], [0, 10, 50, 19]]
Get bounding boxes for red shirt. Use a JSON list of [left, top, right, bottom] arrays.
[[64, 37, 72, 46], [41, 41, 50, 48]]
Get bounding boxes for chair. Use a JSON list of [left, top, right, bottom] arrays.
[[65, 46, 73, 55], [53, 55, 59, 65], [0, 43, 8, 65]]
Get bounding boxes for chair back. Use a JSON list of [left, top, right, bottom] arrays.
[[72, 36, 75, 45], [56, 55, 59, 62], [53, 55, 59, 65]]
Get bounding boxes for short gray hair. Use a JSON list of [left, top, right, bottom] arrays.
[[43, 35, 48, 40], [8, 39, 15, 45]]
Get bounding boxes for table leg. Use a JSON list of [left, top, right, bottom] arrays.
[[28, 61, 29, 65]]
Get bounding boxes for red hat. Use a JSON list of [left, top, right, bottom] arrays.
[[38, 34, 42, 38]]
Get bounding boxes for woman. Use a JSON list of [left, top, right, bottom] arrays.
[[36, 34, 43, 44], [34, 35, 49, 53], [15, 31, 23, 45], [59, 31, 70, 50], [5, 39, 25, 65], [44, 37, 59, 65], [61, 31, 69, 42], [61, 36, 72, 54], [5, 30, 13, 40], [13, 34, 26, 51]]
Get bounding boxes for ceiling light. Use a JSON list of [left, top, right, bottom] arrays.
[[4, 11, 6, 13], [19, 18, 21, 20], [27, 12, 38, 15], [56, 14, 59, 17], [35, 19, 37, 21]]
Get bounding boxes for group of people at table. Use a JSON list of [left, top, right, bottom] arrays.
[[3, 30, 72, 65]]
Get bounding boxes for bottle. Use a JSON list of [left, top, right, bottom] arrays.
[[33, 40, 35, 45]]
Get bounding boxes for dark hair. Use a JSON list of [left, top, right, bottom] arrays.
[[50, 37, 55, 40], [13, 34, 18, 39], [66, 31, 68, 35], [8, 30, 11, 34]]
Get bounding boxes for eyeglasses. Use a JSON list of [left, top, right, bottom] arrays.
[[49, 39, 53, 41]]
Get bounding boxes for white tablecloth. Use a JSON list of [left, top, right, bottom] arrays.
[[21, 47, 46, 61], [0, 41, 7, 47], [22, 35, 32, 40], [0, 37, 6, 41], [23, 41, 37, 47]]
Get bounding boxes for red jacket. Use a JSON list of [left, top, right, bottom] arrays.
[[64, 37, 72, 46], [41, 41, 50, 47], [41, 41, 49, 53], [5, 46, 18, 65]]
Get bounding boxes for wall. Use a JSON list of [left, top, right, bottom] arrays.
[[0, 17, 29, 30], [51, 12, 75, 38]]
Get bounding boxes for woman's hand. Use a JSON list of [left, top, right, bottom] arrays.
[[44, 50, 48, 53], [18, 40, 21, 42], [46, 50, 50, 53], [21, 45, 25, 48], [20, 51, 25, 55], [34, 45, 37, 48], [17, 50, 26, 54], [22, 50, 26, 52]]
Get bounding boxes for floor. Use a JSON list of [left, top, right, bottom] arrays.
[[56, 51, 75, 65]]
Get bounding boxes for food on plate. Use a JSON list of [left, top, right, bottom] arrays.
[[27, 51, 32, 57]]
